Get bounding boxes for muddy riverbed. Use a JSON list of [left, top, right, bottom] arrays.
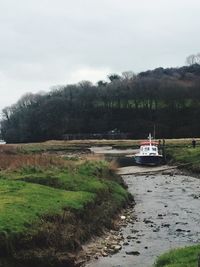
[[86, 173, 200, 267]]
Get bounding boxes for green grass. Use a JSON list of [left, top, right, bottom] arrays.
[[3, 169, 108, 194], [166, 146, 200, 172], [0, 161, 121, 194], [0, 160, 129, 236], [154, 245, 200, 267], [0, 179, 95, 234]]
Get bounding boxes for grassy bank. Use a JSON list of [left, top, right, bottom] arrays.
[[155, 142, 200, 267], [154, 245, 200, 267], [0, 148, 131, 267], [166, 145, 200, 173]]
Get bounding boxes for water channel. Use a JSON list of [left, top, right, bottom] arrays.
[[86, 173, 200, 267]]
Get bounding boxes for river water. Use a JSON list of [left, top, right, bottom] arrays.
[[86, 173, 200, 267]]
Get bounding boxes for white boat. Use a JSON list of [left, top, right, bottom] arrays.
[[134, 134, 163, 165]]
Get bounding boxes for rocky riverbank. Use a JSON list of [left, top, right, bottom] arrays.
[[85, 170, 200, 267], [76, 202, 135, 265]]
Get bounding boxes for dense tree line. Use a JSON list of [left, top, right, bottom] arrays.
[[2, 64, 200, 143]]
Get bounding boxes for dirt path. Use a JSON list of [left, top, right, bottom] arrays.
[[86, 173, 200, 267]]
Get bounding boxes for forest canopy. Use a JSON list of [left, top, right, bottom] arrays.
[[2, 64, 200, 143]]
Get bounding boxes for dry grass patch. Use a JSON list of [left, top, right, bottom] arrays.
[[0, 154, 70, 171]]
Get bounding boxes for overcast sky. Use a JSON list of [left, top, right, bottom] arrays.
[[0, 0, 200, 110]]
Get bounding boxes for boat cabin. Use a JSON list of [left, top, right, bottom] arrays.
[[139, 145, 159, 156]]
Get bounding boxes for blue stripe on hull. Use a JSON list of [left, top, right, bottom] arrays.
[[134, 156, 162, 166]]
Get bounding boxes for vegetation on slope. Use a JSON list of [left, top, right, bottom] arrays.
[[166, 143, 200, 172], [0, 179, 94, 234], [154, 245, 200, 267], [0, 148, 131, 267]]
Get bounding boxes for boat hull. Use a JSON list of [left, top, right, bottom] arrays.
[[134, 155, 163, 166]]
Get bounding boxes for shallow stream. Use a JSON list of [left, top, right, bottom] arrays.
[[86, 173, 200, 267]]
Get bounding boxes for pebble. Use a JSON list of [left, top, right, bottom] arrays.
[[143, 219, 154, 224], [125, 250, 140, 256], [176, 228, 185, 232], [113, 245, 122, 252], [162, 223, 170, 228], [102, 252, 108, 257]]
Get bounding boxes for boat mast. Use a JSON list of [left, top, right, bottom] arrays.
[[148, 133, 152, 147]]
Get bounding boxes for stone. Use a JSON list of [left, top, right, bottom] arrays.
[[162, 223, 170, 228], [143, 219, 154, 224], [131, 229, 139, 233], [176, 228, 185, 232], [125, 250, 140, 256], [113, 245, 122, 252], [102, 252, 108, 257]]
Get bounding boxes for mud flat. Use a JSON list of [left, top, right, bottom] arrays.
[[89, 146, 137, 155], [86, 172, 200, 267], [117, 165, 178, 175]]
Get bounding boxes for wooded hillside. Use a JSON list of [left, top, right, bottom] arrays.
[[2, 64, 200, 143]]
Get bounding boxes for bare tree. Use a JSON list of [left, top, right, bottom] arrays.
[[122, 71, 135, 80], [186, 53, 200, 65]]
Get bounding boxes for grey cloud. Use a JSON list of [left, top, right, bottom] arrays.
[[0, 0, 200, 110]]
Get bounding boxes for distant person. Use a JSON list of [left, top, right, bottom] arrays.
[[158, 139, 162, 151], [192, 138, 196, 148], [162, 139, 165, 147]]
